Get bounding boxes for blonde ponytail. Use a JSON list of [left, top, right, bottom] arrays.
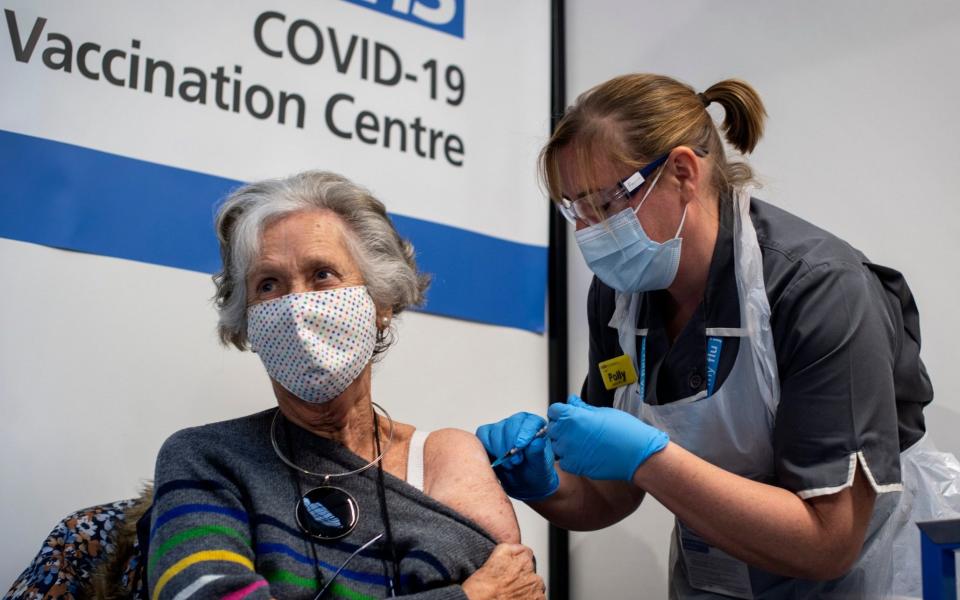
[[701, 79, 767, 155]]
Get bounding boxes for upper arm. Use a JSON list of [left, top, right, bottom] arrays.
[[149, 429, 269, 599], [422, 428, 521, 544], [771, 263, 902, 498]]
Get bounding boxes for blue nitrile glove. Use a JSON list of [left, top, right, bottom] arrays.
[[547, 395, 669, 481], [476, 412, 560, 501]]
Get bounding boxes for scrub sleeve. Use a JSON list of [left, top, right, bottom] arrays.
[[770, 260, 903, 498]]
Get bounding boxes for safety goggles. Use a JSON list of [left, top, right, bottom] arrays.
[[557, 153, 670, 225], [557, 147, 709, 225]]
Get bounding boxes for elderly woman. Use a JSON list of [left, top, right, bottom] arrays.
[[146, 171, 543, 600]]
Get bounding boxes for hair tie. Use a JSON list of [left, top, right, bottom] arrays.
[[697, 92, 710, 107]]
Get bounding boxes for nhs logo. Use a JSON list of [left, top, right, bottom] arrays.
[[342, 0, 465, 38]]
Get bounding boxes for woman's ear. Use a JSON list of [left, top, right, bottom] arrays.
[[668, 146, 702, 198]]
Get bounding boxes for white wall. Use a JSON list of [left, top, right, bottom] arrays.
[[0, 237, 549, 588], [565, 1, 960, 597]]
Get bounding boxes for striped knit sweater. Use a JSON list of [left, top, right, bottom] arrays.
[[147, 409, 496, 600]]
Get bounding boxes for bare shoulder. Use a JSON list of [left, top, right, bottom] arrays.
[[422, 428, 520, 544], [423, 428, 488, 464]]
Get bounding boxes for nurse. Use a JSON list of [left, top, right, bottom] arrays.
[[477, 74, 960, 598]]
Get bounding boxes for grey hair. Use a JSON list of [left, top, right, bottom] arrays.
[[212, 170, 430, 355]]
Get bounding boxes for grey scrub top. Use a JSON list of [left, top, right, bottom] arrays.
[[583, 196, 933, 494]]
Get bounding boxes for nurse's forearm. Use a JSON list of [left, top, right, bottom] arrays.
[[529, 469, 644, 531], [632, 442, 875, 581]]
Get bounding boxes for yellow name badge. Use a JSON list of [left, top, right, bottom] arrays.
[[598, 354, 638, 390]]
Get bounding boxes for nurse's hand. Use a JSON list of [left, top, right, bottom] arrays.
[[548, 395, 669, 481], [476, 413, 560, 501]]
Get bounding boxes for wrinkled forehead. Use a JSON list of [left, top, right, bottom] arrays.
[[249, 209, 355, 272]]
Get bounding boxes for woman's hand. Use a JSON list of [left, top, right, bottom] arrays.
[[476, 413, 559, 501], [461, 543, 545, 600], [548, 395, 669, 481]]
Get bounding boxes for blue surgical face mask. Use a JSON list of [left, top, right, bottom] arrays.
[[574, 167, 688, 293]]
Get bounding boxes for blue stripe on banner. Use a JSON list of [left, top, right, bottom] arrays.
[[0, 130, 546, 332], [390, 214, 546, 333]]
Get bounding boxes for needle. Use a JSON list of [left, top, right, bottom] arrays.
[[490, 425, 549, 468]]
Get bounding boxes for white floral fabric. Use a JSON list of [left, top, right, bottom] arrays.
[[247, 287, 377, 403]]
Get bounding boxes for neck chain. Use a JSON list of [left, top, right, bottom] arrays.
[[272, 402, 394, 542], [270, 402, 394, 484]]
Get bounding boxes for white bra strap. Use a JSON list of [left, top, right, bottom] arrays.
[[406, 429, 429, 492]]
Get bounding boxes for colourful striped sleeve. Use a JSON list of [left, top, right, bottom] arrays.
[[220, 580, 269, 600], [149, 430, 269, 600], [152, 551, 254, 600], [171, 575, 224, 600]]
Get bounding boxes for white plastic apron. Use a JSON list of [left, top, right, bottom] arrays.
[[608, 190, 960, 599]]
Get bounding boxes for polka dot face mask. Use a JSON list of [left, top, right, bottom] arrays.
[[247, 286, 378, 404]]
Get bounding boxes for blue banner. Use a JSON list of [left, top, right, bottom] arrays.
[[341, 0, 465, 38], [0, 130, 545, 332]]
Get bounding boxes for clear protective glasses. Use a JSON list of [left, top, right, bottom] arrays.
[[557, 153, 670, 225], [556, 148, 707, 225]]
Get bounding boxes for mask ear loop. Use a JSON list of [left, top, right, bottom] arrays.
[[632, 163, 688, 241], [673, 203, 689, 239], [632, 164, 666, 215]]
